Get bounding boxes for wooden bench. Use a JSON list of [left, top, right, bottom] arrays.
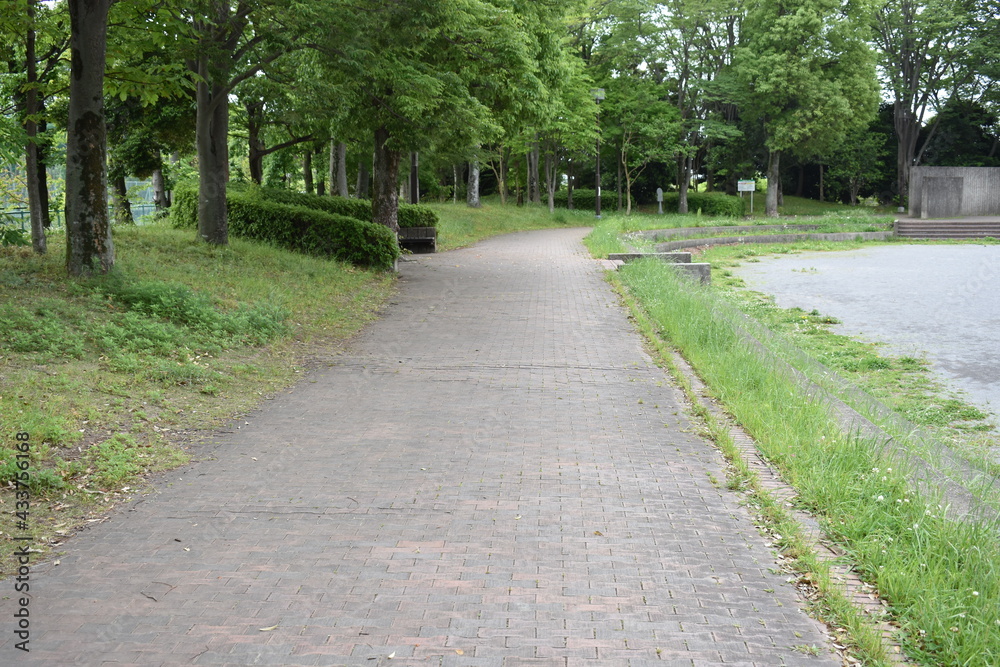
[[398, 226, 438, 253]]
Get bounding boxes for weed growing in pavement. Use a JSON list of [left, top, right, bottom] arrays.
[[613, 256, 1000, 665]]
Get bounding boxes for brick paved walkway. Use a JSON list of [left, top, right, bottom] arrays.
[[6, 229, 838, 665]]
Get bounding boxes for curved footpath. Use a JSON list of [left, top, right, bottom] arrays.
[[4, 229, 838, 666]]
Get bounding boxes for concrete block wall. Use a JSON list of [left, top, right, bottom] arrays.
[[909, 167, 1000, 218]]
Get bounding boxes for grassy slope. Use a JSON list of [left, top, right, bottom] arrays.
[[584, 207, 1000, 666], [0, 222, 395, 570]]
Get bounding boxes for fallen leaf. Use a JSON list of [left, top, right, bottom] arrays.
[[455, 650, 464, 655], [259, 624, 279, 632]]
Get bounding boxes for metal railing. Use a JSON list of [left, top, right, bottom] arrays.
[[1, 204, 161, 231]]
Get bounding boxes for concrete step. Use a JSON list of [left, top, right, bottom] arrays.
[[896, 221, 1000, 239]]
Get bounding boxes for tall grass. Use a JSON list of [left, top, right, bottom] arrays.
[[616, 257, 1000, 665]]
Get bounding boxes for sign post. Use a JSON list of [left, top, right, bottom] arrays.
[[738, 179, 756, 214], [656, 187, 663, 215]]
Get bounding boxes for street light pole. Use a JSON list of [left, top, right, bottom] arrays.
[[592, 88, 604, 219]]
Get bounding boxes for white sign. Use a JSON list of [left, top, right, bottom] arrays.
[[738, 180, 756, 192]]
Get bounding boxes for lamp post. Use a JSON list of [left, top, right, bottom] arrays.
[[592, 88, 604, 219]]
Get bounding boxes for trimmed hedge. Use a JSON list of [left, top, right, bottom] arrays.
[[551, 187, 745, 217], [553, 188, 597, 210], [252, 186, 438, 228], [662, 191, 746, 217], [170, 183, 399, 270]]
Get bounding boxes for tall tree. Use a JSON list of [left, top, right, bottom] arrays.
[[733, 0, 878, 216], [191, 0, 301, 244], [65, 0, 113, 275], [873, 0, 983, 204], [314, 0, 534, 231]]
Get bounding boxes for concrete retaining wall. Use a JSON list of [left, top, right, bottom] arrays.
[[653, 231, 893, 252], [910, 167, 1000, 219]]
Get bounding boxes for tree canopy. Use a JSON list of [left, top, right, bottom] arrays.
[[1, 0, 997, 271]]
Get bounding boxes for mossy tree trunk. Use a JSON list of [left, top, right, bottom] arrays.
[[65, 0, 114, 276]]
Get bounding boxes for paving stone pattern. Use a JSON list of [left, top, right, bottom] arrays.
[[5, 229, 839, 666]]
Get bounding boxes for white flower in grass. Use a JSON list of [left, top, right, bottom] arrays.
[[973, 591, 980, 597]]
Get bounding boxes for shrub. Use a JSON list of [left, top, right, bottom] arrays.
[[169, 181, 199, 229], [169, 182, 399, 269], [553, 188, 597, 210], [551, 188, 745, 217], [662, 191, 746, 217], [257, 186, 438, 228], [228, 190, 399, 269]]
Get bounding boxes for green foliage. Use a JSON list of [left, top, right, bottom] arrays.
[[0, 453, 68, 493], [554, 189, 744, 217], [0, 299, 88, 358], [552, 188, 597, 210], [0, 224, 30, 247], [172, 183, 400, 269], [95, 275, 290, 346], [1, 211, 30, 247], [169, 181, 199, 229], [662, 192, 745, 217], [251, 186, 438, 228], [733, 0, 878, 157], [227, 192, 399, 269]]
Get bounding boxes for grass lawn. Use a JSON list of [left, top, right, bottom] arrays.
[[428, 197, 597, 251], [0, 221, 396, 571]]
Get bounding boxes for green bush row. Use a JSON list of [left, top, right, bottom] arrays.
[[553, 188, 597, 210], [257, 187, 438, 228], [662, 191, 746, 217], [171, 183, 399, 269], [552, 188, 745, 217]]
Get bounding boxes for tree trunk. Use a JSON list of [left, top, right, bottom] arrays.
[[467, 159, 481, 208], [110, 174, 134, 225], [36, 117, 51, 229], [316, 146, 326, 196], [303, 149, 314, 194], [196, 72, 230, 243], [677, 155, 690, 214], [356, 157, 370, 199], [192, 1, 236, 245], [818, 163, 824, 202], [65, 0, 114, 275], [408, 151, 419, 204], [329, 139, 340, 197], [616, 149, 623, 211], [246, 100, 265, 184], [452, 164, 459, 203], [25, 0, 46, 253], [544, 150, 556, 213], [330, 140, 348, 197], [567, 158, 574, 210], [152, 163, 168, 211], [893, 100, 918, 205], [337, 143, 348, 197], [372, 126, 401, 232], [766, 150, 780, 217], [529, 138, 541, 204]]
